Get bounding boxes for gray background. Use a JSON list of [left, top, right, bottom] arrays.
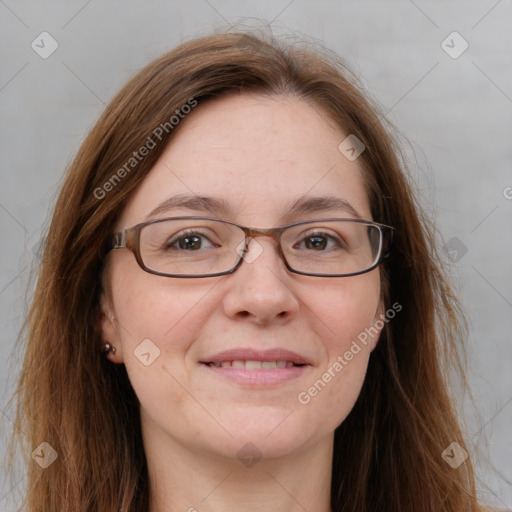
[[1, 1, 511, 509]]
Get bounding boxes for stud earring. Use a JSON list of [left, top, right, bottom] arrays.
[[103, 342, 116, 356]]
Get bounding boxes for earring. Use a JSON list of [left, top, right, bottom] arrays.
[[103, 342, 116, 356]]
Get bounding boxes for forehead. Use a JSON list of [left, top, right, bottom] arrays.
[[116, 93, 371, 228]]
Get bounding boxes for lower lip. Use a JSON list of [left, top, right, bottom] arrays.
[[200, 363, 309, 385]]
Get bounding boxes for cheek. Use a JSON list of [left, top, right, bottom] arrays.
[[312, 274, 381, 350], [296, 275, 380, 428], [109, 274, 207, 431], [108, 263, 213, 390], [110, 258, 209, 347]]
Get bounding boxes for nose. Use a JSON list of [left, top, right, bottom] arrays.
[[222, 237, 300, 325]]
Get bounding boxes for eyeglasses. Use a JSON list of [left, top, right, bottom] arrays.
[[106, 216, 394, 278]]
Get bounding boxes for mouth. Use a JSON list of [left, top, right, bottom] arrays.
[[204, 360, 305, 369], [199, 349, 311, 386]]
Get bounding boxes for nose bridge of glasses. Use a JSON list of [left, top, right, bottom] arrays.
[[244, 225, 285, 247], [237, 226, 285, 261], [243, 226, 281, 240]]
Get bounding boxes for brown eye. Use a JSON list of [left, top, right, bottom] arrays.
[[294, 230, 346, 252], [176, 235, 203, 250], [304, 235, 328, 250], [165, 230, 218, 251]]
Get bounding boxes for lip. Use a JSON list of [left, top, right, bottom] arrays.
[[199, 348, 312, 386]]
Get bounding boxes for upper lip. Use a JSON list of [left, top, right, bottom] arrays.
[[200, 348, 311, 365]]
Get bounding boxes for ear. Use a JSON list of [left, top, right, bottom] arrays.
[[98, 293, 123, 363]]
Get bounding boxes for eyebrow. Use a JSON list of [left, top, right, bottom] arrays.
[[145, 193, 362, 222], [145, 194, 234, 220], [286, 195, 362, 221]]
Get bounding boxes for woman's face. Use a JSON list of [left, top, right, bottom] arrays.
[[101, 93, 384, 462]]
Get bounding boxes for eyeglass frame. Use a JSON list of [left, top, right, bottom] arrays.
[[105, 215, 394, 278]]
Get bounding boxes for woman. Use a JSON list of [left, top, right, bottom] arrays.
[[7, 31, 488, 511]]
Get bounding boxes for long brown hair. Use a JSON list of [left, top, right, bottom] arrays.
[[6, 30, 482, 511]]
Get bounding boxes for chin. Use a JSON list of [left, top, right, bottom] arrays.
[[208, 410, 323, 461]]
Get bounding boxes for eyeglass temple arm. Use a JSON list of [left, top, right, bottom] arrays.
[[380, 227, 394, 260], [107, 231, 127, 252]]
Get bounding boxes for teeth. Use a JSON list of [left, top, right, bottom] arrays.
[[209, 360, 298, 369]]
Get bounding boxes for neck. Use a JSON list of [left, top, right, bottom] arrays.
[[143, 419, 333, 512]]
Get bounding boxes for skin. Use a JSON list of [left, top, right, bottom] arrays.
[[100, 93, 384, 512]]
